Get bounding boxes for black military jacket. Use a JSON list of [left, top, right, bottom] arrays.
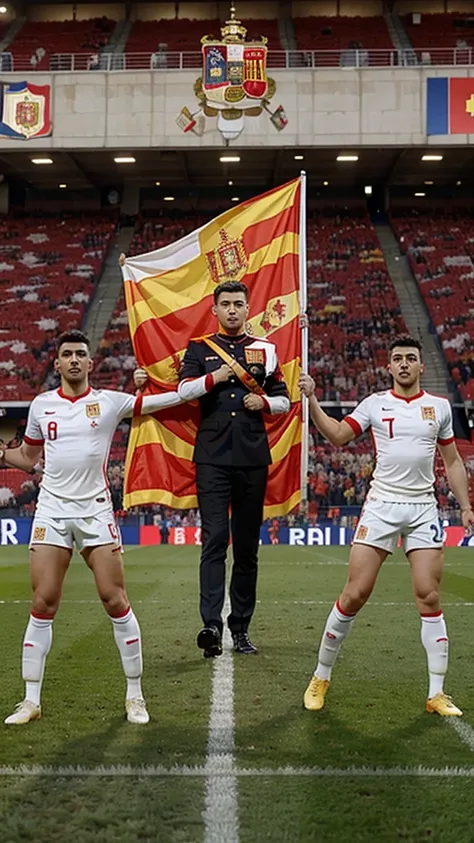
[[179, 332, 290, 467]]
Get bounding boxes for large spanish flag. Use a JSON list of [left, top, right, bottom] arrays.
[[122, 177, 306, 517]]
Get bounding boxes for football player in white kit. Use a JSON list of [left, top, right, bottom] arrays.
[[0, 330, 183, 726], [299, 336, 474, 716]]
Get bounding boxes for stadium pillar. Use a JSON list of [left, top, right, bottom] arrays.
[[121, 181, 140, 216], [0, 183, 9, 215]]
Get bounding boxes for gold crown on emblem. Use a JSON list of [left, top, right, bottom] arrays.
[[201, 4, 268, 46], [220, 5, 247, 42]]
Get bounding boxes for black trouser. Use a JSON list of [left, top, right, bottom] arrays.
[[196, 463, 268, 634]]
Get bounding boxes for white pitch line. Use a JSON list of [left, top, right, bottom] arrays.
[[449, 718, 474, 751], [1, 764, 474, 778], [203, 599, 239, 843], [2, 599, 474, 608]]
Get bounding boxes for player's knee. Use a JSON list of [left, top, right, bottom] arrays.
[[101, 588, 128, 616], [415, 586, 440, 612], [342, 583, 372, 613], [31, 590, 60, 617]]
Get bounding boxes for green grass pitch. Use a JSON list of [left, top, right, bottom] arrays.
[[1, 544, 474, 843]]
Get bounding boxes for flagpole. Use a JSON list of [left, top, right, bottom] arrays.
[[299, 170, 309, 508]]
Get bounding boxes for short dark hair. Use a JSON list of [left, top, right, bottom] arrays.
[[57, 330, 91, 352], [213, 280, 248, 304], [388, 334, 423, 360]]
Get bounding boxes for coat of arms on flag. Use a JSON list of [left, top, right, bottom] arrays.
[[176, 6, 287, 142], [0, 81, 52, 140]]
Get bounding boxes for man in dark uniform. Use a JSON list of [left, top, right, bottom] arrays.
[[178, 280, 290, 658]]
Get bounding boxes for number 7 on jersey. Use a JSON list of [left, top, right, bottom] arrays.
[[382, 417, 394, 439]]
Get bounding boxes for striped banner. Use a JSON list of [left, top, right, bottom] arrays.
[[122, 178, 303, 516]]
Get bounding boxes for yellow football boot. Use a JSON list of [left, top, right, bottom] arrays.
[[303, 676, 330, 711], [426, 692, 463, 717]]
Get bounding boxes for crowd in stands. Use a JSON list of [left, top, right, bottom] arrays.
[[0, 212, 117, 402], [391, 211, 474, 401], [307, 211, 406, 401]]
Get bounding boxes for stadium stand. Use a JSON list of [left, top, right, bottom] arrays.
[[306, 210, 406, 401], [123, 16, 282, 69], [7, 17, 116, 70], [293, 15, 393, 63], [403, 12, 474, 61], [0, 212, 117, 401], [390, 211, 474, 401]]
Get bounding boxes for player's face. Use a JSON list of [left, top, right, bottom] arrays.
[[212, 292, 249, 333], [388, 346, 424, 389], [54, 342, 92, 384]]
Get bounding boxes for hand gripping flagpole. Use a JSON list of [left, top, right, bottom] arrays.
[[299, 171, 309, 508]]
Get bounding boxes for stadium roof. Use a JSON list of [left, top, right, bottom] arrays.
[[0, 146, 472, 191]]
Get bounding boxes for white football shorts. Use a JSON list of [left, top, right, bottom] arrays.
[[29, 509, 121, 553], [353, 497, 443, 554]]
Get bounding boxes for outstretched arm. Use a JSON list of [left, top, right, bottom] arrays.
[[438, 441, 474, 530], [299, 373, 356, 447], [0, 442, 43, 473]]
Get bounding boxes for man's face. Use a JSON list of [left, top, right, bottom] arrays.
[[54, 342, 92, 383], [388, 345, 424, 389], [212, 292, 249, 332]]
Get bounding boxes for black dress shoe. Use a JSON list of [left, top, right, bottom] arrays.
[[197, 625, 222, 659], [232, 632, 258, 655]]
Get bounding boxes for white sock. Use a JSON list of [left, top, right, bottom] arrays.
[[315, 600, 356, 681], [110, 607, 144, 700], [421, 611, 448, 698], [22, 613, 54, 707]]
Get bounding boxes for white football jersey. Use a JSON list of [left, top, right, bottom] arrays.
[[24, 387, 140, 517], [345, 389, 455, 502]]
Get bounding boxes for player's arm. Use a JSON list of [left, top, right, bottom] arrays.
[[2, 398, 46, 471], [438, 440, 474, 529], [177, 342, 232, 401], [0, 442, 43, 473], [298, 373, 356, 446]]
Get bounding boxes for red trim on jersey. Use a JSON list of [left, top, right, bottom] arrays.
[[204, 374, 214, 392], [390, 389, 425, 403], [420, 610, 443, 618], [57, 386, 92, 403], [369, 426, 377, 456], [31, 611, 55, 620], [24, 435, 45, 446], [438, 436, 455, 446], [344, 416, 362, 437], [109, 606, 131, 619], [335, 599, 356, 618], [262, 396, 271, 413], [133, 394, 143, 417]]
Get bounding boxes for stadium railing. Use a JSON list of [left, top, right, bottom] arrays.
[[0, 47, 472, 72]]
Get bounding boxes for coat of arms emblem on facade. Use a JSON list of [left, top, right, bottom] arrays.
[[177, 5, 288, 142]]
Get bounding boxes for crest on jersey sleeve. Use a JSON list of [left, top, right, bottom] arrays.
[[86, 403, 101, 418], [421, 406, 436, 422]]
